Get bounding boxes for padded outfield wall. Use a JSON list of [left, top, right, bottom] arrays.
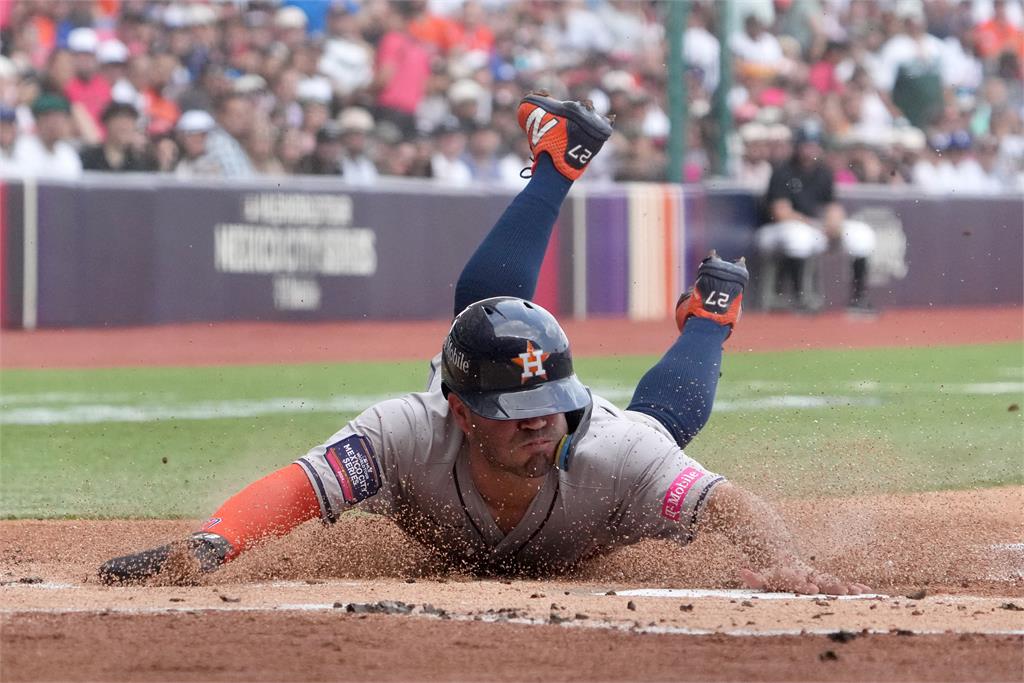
[[0, 175, 1020, 329]]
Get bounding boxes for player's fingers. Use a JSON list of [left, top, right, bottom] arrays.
[[739, 568, 767, 590], [851, 582, 872, 595]]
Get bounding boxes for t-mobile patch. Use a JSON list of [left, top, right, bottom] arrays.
[[661, 466, 705, 522], [323, 435, 381, 505]]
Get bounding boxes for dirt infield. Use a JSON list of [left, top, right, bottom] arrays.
[[2, 488, 1023, 681], [2, 307, 1023, 681]]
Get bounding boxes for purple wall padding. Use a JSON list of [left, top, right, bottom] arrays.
[[585, 193, 629, 316], [3, 177, 1021, 329]]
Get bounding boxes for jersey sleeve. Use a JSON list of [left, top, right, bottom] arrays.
[[293, 396, 422, 523], [609, 422, 725, 546]]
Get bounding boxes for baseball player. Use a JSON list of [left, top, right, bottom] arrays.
[[101, 93, 869, 595]]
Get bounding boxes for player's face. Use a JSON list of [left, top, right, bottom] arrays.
[[451, 397, 568, 479]]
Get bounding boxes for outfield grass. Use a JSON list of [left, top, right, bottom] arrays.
[[1, 343, 1021, 518]]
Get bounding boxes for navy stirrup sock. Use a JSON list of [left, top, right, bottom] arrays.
[[453, 155, 572, 316], [627, 318, 731, 449]]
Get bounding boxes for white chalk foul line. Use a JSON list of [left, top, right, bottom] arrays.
[[2, 601, 1022, 637], [610, 588, 886, 600]]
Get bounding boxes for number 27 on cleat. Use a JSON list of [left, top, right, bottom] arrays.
[[706, 291, 730, 307], [568, 145, 593, 164]]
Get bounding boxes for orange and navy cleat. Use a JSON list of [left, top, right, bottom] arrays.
[[675, 251, 749, 337], [517, 92, 614, 181]]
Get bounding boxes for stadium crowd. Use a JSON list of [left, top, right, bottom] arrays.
[[0, 0, 1021, 192]]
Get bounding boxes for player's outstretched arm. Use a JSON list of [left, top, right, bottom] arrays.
[[99, 463, 321, 585], [701, 482, 871, 596]]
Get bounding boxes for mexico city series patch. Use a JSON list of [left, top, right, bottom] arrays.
[[323, 435, 382, 505]]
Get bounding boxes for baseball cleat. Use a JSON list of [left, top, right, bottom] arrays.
[[98, 532, 232, 585], [517, 92, 614, 181], [675, 250, 749, 336]]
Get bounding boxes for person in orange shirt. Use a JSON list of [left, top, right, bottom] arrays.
[[974, 0, 1024, 61]]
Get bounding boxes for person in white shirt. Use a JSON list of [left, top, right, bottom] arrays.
[[731, 14, 788, 77], [429, 121, 473, 186], [684, 4, 721, 94], [337, 107, 379, 185], [11, 93, 83, 180]]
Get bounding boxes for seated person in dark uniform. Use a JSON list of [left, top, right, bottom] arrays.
[[756, 120, 874, 311]]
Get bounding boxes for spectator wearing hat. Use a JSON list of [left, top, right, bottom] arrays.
[[206, 92, 255, 178], [448, 78, 487, 128], [80, 101, 155, 172], [296, 121, 344, 175], [12, 93, 82, 179], [64, 27, 111, 134], [274, 6, 310, 52], [428, 120, 472, 185], [96, 40, 131, 97], [337, 107, 379, 184], [736, 122, 773, 193], [173, 109, 220, 178], [296, 76, 333, 156]]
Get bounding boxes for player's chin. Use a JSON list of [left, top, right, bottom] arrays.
[[517, 449, 555, 478]]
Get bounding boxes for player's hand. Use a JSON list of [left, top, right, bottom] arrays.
[[739, 564, 871, 596], [98, 532, 232, 585]]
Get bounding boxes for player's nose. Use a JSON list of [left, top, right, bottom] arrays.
[[516, 414, 549, 431]]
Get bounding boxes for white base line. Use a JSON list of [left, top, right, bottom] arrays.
[[2, 602, 1021, 637]]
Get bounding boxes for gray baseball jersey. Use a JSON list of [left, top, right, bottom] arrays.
[[295, 356, 725, 574]]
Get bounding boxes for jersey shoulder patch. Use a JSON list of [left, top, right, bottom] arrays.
[[323, 434, 382, 505]]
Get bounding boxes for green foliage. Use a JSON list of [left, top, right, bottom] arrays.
[[1, 344, 1020, 518]]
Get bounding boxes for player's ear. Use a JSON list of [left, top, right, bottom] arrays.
[[447, 394, 473, 434]]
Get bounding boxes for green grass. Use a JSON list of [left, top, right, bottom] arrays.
[[1, 344, 1021, 518]]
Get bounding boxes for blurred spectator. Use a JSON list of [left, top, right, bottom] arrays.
[[13, 93, 82, 179], [247, 118, 286, 176], [974, 0, 1024, 61], [297, 121, 344, 175], [732, 14, 788, 81], [80, 101, 155, 172], [736, 122, 773, 192], [429, 121, 472, 184], [0, 105, 20, 175], [373, 2, 432, 140], [337, 107, 379, 184], [276, 127, 307, 175], [319, 6, 374, 101], [173, 110, 219, 178], [877, 5, 946, 129], [0, 0, 1017, 193], [64, 28, 111, 135], [206, 92, 255, 178], [684, 3, 721, 94], [295, 76, 333, 156], [462, 123, 502, 182]]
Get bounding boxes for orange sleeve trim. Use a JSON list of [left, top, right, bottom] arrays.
[[200, 463, 320, 561]]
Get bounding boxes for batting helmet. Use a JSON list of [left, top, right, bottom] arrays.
[[441, 297, 592, 468]]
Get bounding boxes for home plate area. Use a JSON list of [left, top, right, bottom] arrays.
[[3, 576, 1024, 682]]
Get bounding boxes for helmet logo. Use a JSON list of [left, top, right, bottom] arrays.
[[513, 341, 550, 383]]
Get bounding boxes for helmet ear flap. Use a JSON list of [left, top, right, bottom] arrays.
[[555, 389, 593, 471]]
